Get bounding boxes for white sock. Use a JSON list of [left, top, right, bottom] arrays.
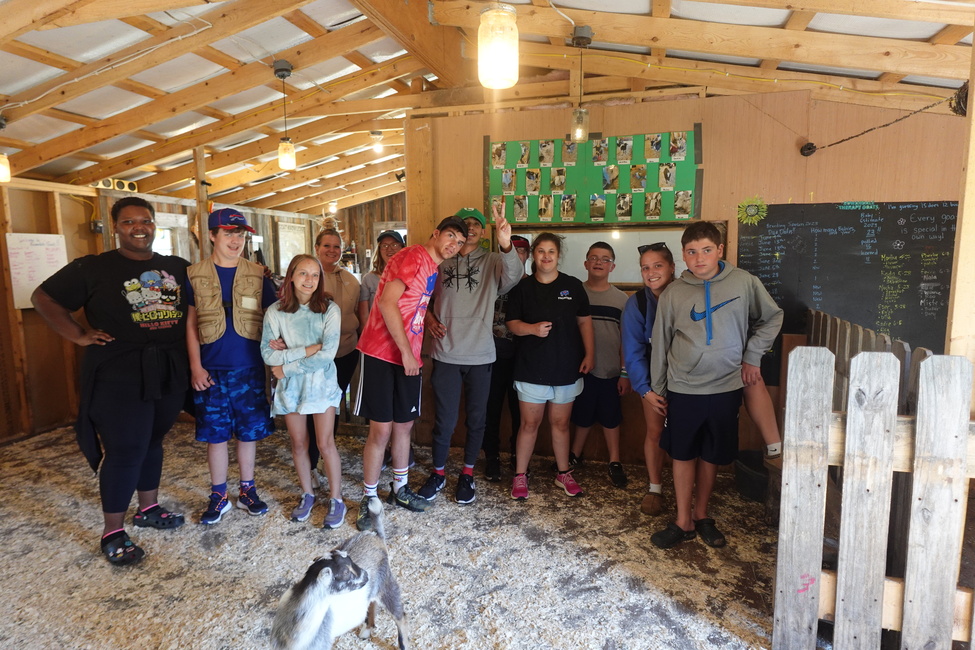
[[363, 482, 378, 498], [648, 483, 662, 495], [392, 467, 409, 493], [767, 443, 782, 456]]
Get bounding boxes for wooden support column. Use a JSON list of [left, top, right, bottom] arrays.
[[945, 36, 975, 415], [0, 186, 32, 436], [46, 192, 79, 415], [404, 115, 435, 245], [193, 145, 208, 254]]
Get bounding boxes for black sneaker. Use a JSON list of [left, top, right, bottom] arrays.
[[417, 473, 446, 500], [551, 452, 582, 473], [484, 456, 502, 482], [387, 482, 431, 512], [455, 474, 476, 504], [608, 462, 628, 488], [356, 495, 374, 532]]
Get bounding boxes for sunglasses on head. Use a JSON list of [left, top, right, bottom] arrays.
[[638, 242, 669, 255]]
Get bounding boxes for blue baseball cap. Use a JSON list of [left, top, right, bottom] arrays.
[[208, 208, 255, 233]]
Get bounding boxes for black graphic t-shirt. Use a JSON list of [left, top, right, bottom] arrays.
[[506, 272, 591, 386], [42, 250, 190, 381]]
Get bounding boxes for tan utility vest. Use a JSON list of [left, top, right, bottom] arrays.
[[187, 258, 265, 344]]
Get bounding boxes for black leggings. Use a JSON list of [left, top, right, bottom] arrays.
[[89, 381, 184, 513]]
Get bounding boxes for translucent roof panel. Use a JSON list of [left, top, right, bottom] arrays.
[[56, 86, 153, 120], [84, 135, 156, 157], [209, 17, 312, 63], [807, 14, 944, 40], [291, 60, 362, 90], [0, 53, 61, 97], [529, 0, 649, 13], [777, 61, 881, 80], [209, 86, 282, 115], [299, 0, 366, 30], [16, 21, 151, 64], [899, 75, 965, 89], [666, 49, 762, 68], [146, 2, 231, 25], [30, 158, 95, 177], [672, 1, 789, 27], [356, 38, 409, 64], [143, 112, 218, 138], [0, 113, 83, 144], [129, 53, 228, 93]]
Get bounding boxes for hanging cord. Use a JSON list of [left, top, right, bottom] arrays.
[[800, 89, 960, 156]]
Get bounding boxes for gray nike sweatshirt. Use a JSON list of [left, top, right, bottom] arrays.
[[430, 244, 523, 365], [650, 261, 783, 396]]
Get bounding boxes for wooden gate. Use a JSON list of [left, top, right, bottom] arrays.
[[773, 347, 974, 648]]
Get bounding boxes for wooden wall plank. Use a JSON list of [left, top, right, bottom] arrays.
[[0, 187, 32, 437], [833, 352, 899, 647], [901, 356, 972, 647], [773, 346, 834, 650]]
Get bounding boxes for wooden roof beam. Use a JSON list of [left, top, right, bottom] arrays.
[[36, 0, 215, 30], [878, 24, 975, 84], [11, 23, 385, 174], [351, 0, 471, 87], [279, 169, 404, 213], [760, 10, 817, 71], [59, 54, 420, 185], [0, 0, 100, 46], [650, 0, 671, 58], [432, 1, 972, 80], [0, 0, 320, 123], [685, 0, 975, 25], [237, 151, 405, 208]]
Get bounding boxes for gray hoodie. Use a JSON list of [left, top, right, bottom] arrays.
[[650, 261, 783, 396], [430, 244, 523, 365]]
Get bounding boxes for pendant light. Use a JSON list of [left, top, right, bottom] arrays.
[[570, 50, 589, 143], [274, 60, 296, 171], [0, 153, 10, 183], [370, 131, 384, 153], [478, 3, 519, 90]]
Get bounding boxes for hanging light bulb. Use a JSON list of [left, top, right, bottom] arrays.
[[370, 131, 384, 153], [274, 60, 296, 171], [278, 137, 296, 171], [328, 201, 338, 214], [478, 4, 519, 90], [569, 48, 589, 143], [0, 153, 10, 183]]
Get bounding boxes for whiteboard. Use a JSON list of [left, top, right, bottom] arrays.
[[512, 227, 690, 285], [6, 233, 68, 309]]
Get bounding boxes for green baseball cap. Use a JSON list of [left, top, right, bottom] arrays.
[[454, 207, 485, 226]]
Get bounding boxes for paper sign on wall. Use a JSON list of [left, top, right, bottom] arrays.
[[6, 233, 68, 309]]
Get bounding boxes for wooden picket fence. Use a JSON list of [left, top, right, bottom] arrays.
[[772, 346, 974, 648]]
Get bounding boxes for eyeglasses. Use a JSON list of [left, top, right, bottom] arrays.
[[638, 242, 669, 255], [379, 243, 402, 250], [586, 256, 614, 264]]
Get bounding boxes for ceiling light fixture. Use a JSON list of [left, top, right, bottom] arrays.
[[570, 26, 593, 143], [274, 59, 296, 171], [0, 153, 10, 183], [328, 201, 338, 214], [370, 130, 384, 153], [478, 3, 519, 90]]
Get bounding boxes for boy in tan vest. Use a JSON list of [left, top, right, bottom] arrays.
[[186, 208, 279, 524]]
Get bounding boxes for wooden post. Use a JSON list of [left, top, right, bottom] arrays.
[[773, 346, 834, 650], [0, 186, 32, 436], [404, 115, 435, 244], [193, 145, 208, 247], [46, 192, 79, 416], [945, 42, 975, 416]]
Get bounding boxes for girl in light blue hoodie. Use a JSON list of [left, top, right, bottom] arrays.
[[262, 254, 345, 529]]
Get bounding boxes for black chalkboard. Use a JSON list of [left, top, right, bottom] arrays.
[[738, 201, 957, 354]]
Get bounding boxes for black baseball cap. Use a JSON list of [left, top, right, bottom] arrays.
[[435, 216, 469, 240]]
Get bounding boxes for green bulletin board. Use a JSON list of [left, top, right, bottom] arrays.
[[488, 130, 697, 225]]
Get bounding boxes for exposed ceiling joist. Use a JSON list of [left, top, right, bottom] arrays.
[[36, 0, 221, 30], [0, 0, 100, 46], [432, 1, 971, 80], [686, 0, 975, 25], [285, 168, 404, 213]]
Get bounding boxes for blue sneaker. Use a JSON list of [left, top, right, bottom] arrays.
[[200, 492, 231, 525], [236, 486, 268, 516], [290, 493, 316, 522], [323, 499, 347, 529]]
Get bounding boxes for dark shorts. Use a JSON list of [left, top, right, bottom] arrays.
[[570, 374, 622, 428], [661, 389, 743, 465], [355, 353, 422, 424], [194, 366, 274, 444]]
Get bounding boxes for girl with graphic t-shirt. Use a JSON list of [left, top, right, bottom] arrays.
[[505, 233, 594, 501], [261, 255, 346, 529]]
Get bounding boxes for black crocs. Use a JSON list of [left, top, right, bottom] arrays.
[[133, 505, 185, 529], [101, 531, 145, 566], [694, 518, 727, 548], [651, 523, 696, 549]]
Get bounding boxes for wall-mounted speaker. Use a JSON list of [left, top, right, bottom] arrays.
[[89, 178, 138, 192]]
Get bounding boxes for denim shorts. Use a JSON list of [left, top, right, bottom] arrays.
[[514, 378, 584, 405]]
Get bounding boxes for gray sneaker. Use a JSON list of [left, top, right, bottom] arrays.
[[356, 495, 374, 532], [290, 492, 316, 522], [387, 482, 431, 512], [323, 498, 347, 529]]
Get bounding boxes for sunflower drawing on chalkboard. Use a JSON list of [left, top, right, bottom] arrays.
[[737, 197, 767, 225]]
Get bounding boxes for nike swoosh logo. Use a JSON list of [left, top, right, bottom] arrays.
[[690, 297, 739, 321]]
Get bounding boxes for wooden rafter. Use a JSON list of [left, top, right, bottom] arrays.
[[686, 0, 975, 25], [284, 169, 404, 213], [0, 0, 100, 46], [35, 0, 218, 30], [432, 1, 972, 80]]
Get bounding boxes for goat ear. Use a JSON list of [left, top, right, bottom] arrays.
[[334, 550, 348, 558]]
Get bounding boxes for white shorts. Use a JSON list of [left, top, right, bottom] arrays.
[[514, 378, 584, 405]]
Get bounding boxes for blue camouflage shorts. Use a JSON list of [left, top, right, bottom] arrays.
[[194, 366, 274, 444]]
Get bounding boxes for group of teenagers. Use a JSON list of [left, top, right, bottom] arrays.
[[31, 195, 782, 567]]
